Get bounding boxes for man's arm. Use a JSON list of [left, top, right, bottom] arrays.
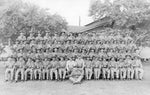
[[66, 61, 69, 71]]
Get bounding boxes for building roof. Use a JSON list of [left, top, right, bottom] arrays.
[[67, 26, 85, 33], [67, 17, 112, 33], [80, 17, 112, 32]]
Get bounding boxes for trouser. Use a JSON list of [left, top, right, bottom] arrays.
[[42, 69, 49, 80], [25, 68, 33, 80], [58, 68, 66, 79], [50, 69, 58, 80], [127, 68, 134, 79], [34, 69, 42, 80], [85, 68, 93, 80], [111, 68, 119, 79], [120, 68, 126, 79], [135, 68, 144, 80], [5, 68, 14, 81], [102, 68, 110, 79], [15, 68, 24, 81], [93, 68, 101, 79], [110, 68, 115, 79]]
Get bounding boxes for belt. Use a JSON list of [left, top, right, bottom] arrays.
[[94, 67, 99, 68]]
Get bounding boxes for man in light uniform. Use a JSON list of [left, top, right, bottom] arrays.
[[110, 57, 117, 80], [25, 58, 34, 81], [58, 57, 67, 80], [125, 56, 134, 80], [102, 58, 110, 80], [5, 57, 16, 81], [85, 57, 93, 80], [50, 57, 59, 80], [93, 57, 102, 80], [36, 32, 43, 44], [75, 56, 85, 70], [68, 56, 85, 84], [42, 58, 49, 80], [17, 32, 26, 43], [66, 57, 76, 74], [119, 58, 126, 80], [133, 56, 144, 80], [27, 33, 35, 43], [34, 58, 42, 80], [15, 57, 26, 82]]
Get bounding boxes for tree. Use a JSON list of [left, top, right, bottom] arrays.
[[0, 0, 68, 44], [89, 0, 150, 46]]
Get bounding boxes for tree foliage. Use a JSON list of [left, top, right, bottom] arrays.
[[89, 0, 150, 47], [0, 0, 68, 43]]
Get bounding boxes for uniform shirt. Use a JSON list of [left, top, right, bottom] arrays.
[[43, 60, 49, 68], [102, 61, 108, 68], [47, 61, 52, 68], [27, 34, 35, 41], [93, 60, 102, 68], [51, 61, 58, 68], [110, 61, 116, 68], [43, 34, 49, 41], [76, 59, 85, 68], [37, 44, 43, 49], [17, 34, 26, 41], [114, 61, 119, 69], [35, 61, 42, 68], [85, 60, 92, 68], [118, 61, 124, 68], [29, 53, 36, 59], [13, 44, 19, 51], [5, 58, 15, 68], [36, 34, 43, 41], [16, 59, 25, 68], [66, 60, 77, 71], [58, 60, 66, 68], [125, 59, 132, 67], [134, 59, 143, 68], [26, 60, 34, 68]]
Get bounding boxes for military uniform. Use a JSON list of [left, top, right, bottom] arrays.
[[50, 58, 58, 80], [66, 58, 76, 73], [119, 59, 126, 80], [25, 58, 34, 80], [15, 57, 26, 82], [133, 57, 143, 80], [5, 57, 15, 81], [125, 57, 134, 80], [34, 59, 42, 80], [16, 32, 26, 43], [93, 59, 102, 80], [42, 58, 49, 80], [58, 57, 67, 80], [102, 59, 110, 79], [85, 58, 93, 80]]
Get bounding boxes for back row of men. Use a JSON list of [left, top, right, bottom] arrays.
[[16, 32, 134, 45]]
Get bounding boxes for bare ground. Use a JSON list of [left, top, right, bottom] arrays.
[[0, 63, 150, 95]]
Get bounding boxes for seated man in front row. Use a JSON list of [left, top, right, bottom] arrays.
[[66, 56, 85, 84], [5, 57, 16, 81]]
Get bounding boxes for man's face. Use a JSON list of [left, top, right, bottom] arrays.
[[30, 33, 33, 37], [38, 33, 41, 37], [46, 33, 49, 36], [28, 58, 31, 61]]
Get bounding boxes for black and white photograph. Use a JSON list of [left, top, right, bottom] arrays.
[[0, 0, 150, 95]]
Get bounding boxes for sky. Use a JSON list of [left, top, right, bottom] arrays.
[[24, 0, 93, 26]]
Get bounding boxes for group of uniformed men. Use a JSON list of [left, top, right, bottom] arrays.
[[5, 30, 144, 83]]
